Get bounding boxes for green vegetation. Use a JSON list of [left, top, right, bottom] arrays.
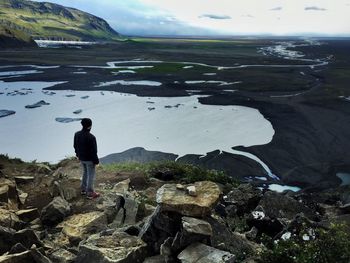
[[0, 0, 121, 41], [102, 161, 237, 186], [258, 224, 350, 263]]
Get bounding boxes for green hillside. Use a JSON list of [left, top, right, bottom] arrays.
[[0, 0, 121, 41]]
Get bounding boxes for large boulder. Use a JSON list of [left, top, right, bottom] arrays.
[[223, 184, 262, 215], [40, 197, 71, 226], [177, 243, 235, 263], [139, 206, 182, 254], [156, 181, 221, 217], [258, 191, 317, 221], [207, 216, 260, 260], [76, 231, 147, 263], [58, 211, 108, 245], [170, 217, 213, 255]]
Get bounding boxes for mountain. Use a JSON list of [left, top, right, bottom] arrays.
[[0, 0, 121, 42]]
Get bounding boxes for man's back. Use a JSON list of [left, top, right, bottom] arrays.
[[74, 130, 99, 164]]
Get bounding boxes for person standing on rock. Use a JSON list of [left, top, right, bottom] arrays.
[[74, 118, 100, 199]]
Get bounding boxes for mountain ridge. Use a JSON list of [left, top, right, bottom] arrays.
[[0, 0, 121, 43]]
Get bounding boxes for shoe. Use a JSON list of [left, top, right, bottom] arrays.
[[81, 190, 87, 195], [87, 192, 100, 199]]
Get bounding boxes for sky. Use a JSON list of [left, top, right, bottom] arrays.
[[33, 0, 350, 36]]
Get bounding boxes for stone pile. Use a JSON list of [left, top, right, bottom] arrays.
[[0, 161, 350, 263]]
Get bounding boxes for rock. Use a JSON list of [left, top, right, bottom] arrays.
[[9, 243, 27, 254], [14, 176, 35, 184], [0, 209, 23, 230], [0, 226, 15, 254], [58, 211, 108, 245], [76, 231, 147, 263], [15, 208, 39, 223], [177, 243, 235, 263], [18, 191, 29, 206], [186, 186, 197, 197], [13, 229, 43, 249], [41, 197, 71, 226], [245, 227, 258, 241], [0, 110, 15, 118], [156, 181, 221, 217], [339, 203, 350, 214], [176, 184, 185, 190], [0, 250, 33, 262], [0, 178, 18, 208], [247, 206, 285, 237], [0, 185, 9, 203], [139, 206, 182, 254], [49, 248, 76, 263], [170, 217, 212, 255], [207, 216, 260, 260], [55, 118, 82, 123], [109, 194, 139, 227], [112, 179, 130, 194], [258, 191, 317, 221], [143, 255, 167, 263], [25, 100, 50, 109], [0, 247, 51, 263], [182, 217, 212, 237], [59, 187, 77, 202], [224, 184, 262, 215]]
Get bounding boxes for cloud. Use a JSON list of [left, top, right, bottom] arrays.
[[305, 6, 327, 11], [199, 14, 232, 20], [270, 7, 283, 11]]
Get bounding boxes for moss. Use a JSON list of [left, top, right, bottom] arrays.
[[102, 160, 238, 186]]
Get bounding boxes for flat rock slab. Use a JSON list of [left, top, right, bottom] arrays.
[[15, 208, 39, 223], [14, 176, 35, 184], [156, 181, 221, 217], [0, 109, 15, 118], [178, 243, 235, 263], [58, 211, 107, 244], [76, 231, 147, 263]]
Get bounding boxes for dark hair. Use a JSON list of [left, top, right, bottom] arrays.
[[81, 118, 92, 129]]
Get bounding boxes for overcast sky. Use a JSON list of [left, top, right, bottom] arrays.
[[33, 0, 350, 36]]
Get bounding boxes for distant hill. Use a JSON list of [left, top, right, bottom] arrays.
[[0, 0, 121, 43]]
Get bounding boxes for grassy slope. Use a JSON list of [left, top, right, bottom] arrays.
[[0, 0, 121, 41]]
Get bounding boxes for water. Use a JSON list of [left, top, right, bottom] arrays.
[[336, 173, 350, 186], [0, 80, 274, 164]]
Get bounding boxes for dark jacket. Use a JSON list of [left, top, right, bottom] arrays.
[[74, 129, 99, 164]]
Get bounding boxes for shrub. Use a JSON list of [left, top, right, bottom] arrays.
[[258, 224, 350, 263]]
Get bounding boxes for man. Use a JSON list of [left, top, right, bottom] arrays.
[[74, 118, 100, 199]]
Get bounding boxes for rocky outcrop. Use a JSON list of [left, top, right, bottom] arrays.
[[156, 181, 221, 217]]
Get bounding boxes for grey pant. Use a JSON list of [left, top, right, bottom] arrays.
[[80, 161, 96, 193]]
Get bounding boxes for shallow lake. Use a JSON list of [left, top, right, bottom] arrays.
[[0, 80, 274, 164]]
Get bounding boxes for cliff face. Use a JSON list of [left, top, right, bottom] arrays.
[[0, 25, 37, 48], [0, 0, 121, 42]]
